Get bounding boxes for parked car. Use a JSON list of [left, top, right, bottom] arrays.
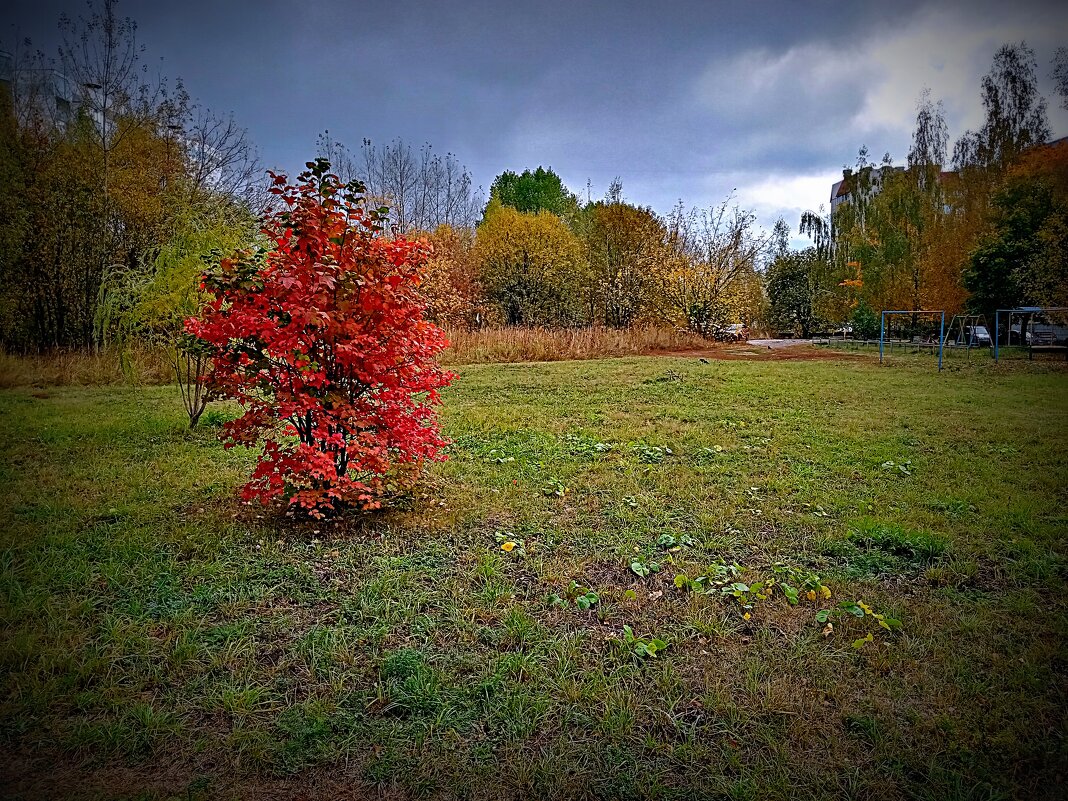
[[948, 326, 986, 348], [714, 323, 748, 343], [1009, 322, 1068, 346], [1027, 324, 1056, 346]]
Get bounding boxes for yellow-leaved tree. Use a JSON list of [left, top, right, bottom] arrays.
[[581, 181, 669, 328], [416, 224, 483, 328], [474, 200, 589, 326], [660, 199, 771, 336]]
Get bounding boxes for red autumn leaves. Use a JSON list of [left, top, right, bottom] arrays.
[[187, 160, 454, 516]]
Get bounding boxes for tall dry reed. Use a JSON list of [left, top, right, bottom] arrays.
[[0, 326, 711, 387], [442, 325, 710, 364], [0, 346, 172, 389]]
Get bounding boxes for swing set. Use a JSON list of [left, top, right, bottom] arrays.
[[942, 314, 991, 350], [879, 310, 945, 371], [875, 307, 1066, 368]]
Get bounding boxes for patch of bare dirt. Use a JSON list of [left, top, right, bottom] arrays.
[[650, 344, 870, 362]]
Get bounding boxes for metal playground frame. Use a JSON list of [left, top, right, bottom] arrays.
[[993, 306, 1068, 362], [879, 310, 945, 371]]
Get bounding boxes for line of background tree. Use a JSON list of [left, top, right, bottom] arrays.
[[1, 1, 1066, 360], [0, 0, 772, 355], [770, 42, 1068, 339], [356, 41, 1068, 342]]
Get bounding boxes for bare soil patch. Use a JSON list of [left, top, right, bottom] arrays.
[[653, 343, 869, 362]]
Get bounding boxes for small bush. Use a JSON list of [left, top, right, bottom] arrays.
[[190, 160, 454, 517], [851, 301, 880, 340]]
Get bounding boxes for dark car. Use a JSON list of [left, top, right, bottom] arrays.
[[1026, 324, 1056, 346], [964, 325, 991, 346]]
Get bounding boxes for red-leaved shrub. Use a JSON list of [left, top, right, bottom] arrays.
[[188, 160, 454, 516]]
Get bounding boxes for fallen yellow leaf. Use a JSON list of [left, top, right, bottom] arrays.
[[806, 589, 817, 602]]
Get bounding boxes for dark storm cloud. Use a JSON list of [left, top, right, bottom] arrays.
[[7, 0, 1068, 233]]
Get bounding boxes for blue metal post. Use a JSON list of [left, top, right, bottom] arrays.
[[994, 309, 999, 362], [879, 312, 885, 363], [938, 311, 944, 371]]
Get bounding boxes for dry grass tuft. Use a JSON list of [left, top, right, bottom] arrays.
[[0, 346, 172, 389], [442, 325, 710, 364]]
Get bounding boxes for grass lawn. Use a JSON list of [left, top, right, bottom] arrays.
[[1, 353, 1066, 800]]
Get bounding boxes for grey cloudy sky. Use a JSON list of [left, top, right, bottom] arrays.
[[7, 0, 1068, 241]]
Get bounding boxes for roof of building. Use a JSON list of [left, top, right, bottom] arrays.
[[829, 136, 1068, 204]]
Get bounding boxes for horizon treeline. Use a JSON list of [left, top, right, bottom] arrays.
[[1, 0, 1066, 355]]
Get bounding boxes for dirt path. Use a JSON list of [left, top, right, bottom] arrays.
[[650, 342, 869, 362]]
